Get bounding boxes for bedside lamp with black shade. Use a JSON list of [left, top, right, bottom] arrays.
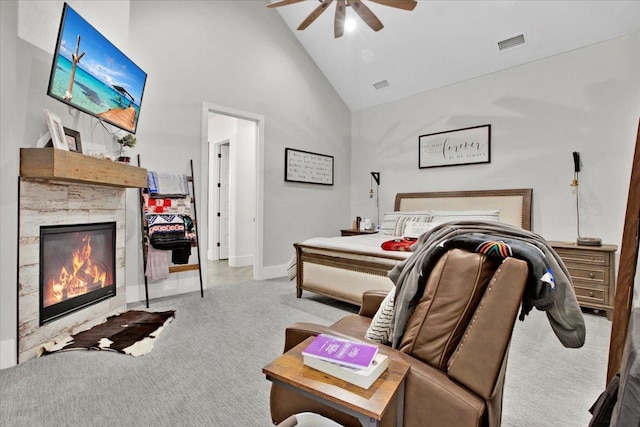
[[571, 151, 602, 246]]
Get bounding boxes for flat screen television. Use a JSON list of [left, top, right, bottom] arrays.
[[47, 3, 147, 134]]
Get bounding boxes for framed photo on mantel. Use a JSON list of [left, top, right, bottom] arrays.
[[419, 124, 491, 169], [43, 109, 68, 151]]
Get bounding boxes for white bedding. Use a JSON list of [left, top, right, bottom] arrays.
[[298, 234, 413, 259]]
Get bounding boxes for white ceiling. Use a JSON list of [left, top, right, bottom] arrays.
[[271, 0, 640, 112]]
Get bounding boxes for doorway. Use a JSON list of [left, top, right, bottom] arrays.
[[202, 103, 264, 282]]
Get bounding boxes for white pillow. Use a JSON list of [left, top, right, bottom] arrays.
[[402, 221, 443, 238], [378, 212, 402, 235], [378, 211, 431, 236], [430, 209, 500, 223], [365, 288, 395, 344], [394, 214, 431, 237]]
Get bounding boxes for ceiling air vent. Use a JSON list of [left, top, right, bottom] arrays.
[[497, 34, 526, 51], [373, 80, 390, 91]]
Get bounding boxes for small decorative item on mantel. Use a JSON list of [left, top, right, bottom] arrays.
[[116, 134, 136, 163]]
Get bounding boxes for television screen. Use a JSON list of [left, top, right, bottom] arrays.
[[47, 3, 147, 134]]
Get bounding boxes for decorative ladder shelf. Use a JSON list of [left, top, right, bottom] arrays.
[[137, 155, 204, 307]]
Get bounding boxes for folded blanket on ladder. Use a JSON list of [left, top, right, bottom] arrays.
[[147, 171, 189, 198]]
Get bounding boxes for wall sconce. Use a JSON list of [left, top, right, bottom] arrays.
[[370, 172, 380, 226], [571, 152, 601, 246]]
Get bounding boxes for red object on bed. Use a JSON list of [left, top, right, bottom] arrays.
[[381, 238, 417, 252]]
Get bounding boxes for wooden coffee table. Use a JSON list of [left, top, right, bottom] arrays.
[[263, 336, 410, 427]]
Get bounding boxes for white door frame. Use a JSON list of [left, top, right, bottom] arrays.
[[201, 102, 265, 280], [208, 140, 230, 261]]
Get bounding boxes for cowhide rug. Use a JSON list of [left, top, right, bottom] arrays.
[[40, 310, 175, 357]]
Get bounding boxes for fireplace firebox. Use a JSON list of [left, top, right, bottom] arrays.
[[39, 222, 116, 325]]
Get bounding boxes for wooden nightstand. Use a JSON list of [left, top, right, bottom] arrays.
[[340, 229, 378, 236], [549, 241, 618, 319]]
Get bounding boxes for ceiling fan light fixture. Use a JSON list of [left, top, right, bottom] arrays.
[[344, 18, 357, 32], [267, 0, 417, 38]]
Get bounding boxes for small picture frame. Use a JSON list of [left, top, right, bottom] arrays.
[[43, 109, 68, 151], [63, 127, 83, 153]]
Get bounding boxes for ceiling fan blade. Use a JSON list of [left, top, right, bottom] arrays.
[[298, 0, 334, 31], [367, 0, 417, 11], [335, 0, 346, 38], [349, 0, 384, 32], [266, 0, 306, 8]]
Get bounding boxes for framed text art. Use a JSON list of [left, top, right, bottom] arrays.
[[419, 124, 491, 169], [285, 148, 334, 185]]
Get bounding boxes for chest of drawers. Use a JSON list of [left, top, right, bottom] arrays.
[[549, 241, 617, 319]]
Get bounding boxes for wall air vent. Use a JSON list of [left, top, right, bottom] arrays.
[[373, 80, 390, 91], [497, 34, 526, 51]]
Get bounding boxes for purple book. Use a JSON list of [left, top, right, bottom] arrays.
[[302, 334, 379, 369]]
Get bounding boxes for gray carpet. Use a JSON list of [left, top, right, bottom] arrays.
[[0, 278, 610, 426]]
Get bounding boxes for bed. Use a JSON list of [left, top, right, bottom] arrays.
[[293, 188, 533, 306]]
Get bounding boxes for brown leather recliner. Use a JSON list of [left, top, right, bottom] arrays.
[[270, 248, 529, 427]]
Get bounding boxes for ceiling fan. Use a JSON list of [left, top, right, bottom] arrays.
[[267, 0, 417, 38]]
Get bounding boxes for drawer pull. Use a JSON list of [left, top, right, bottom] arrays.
[[588, 272, 595, 278], [589, 291, 595, 297]]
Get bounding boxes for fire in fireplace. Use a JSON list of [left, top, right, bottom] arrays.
[[39, 222, 116, 325]]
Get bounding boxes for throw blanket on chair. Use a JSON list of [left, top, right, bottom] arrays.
[[388, 221, 585, 349]]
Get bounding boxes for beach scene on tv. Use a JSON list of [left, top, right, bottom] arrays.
[[48, 5, 147, 133]]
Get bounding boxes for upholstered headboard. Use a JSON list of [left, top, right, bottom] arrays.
[[394, 188, 533, 230]]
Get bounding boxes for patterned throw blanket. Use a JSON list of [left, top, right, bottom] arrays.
[[143, 194, 192, 215]]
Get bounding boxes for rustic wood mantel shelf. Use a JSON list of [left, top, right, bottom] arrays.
[[20, 148, 147, 188]]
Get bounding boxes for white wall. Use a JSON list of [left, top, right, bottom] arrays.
[[0, 0, 352, 368], [127, 0, 352, 272], [351, 33, 640, 250]]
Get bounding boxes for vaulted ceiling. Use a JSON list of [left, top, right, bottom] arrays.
[[270, 0, 640, 111]]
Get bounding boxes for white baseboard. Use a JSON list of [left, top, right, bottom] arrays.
[[229, 255, 253, 267], [126, 273, 204, 304], [0, 339, 17, 370], [256, 263, 287, 281]]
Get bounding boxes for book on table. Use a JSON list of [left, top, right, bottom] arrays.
[[302, 334, 379, 369], [303, 352, 389, 389]]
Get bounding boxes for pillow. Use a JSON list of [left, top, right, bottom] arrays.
[[402, 221, 443, 238], [378, 211, 431, 236], [394, 214, 430, 236], [429, 209, 500, 223], [378, 212, 401, 235], [365, 288, 395, 344]]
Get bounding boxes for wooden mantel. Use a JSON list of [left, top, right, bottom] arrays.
[[20, 148, 147, 188]]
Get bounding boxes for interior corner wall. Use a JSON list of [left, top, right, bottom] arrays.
[[351, 32, 640, 249], [0, 0, 19, 370], [125, 0, 351, 295]]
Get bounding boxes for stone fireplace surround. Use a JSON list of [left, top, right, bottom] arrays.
[[18, 148, 146, 363]]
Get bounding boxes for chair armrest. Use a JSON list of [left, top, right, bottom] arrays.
[[358, 290, 389, 318], [282, 322, 335, 353]]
